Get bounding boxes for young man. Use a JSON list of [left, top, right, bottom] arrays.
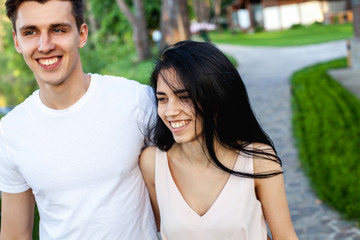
[[0, 0, 157, 239]]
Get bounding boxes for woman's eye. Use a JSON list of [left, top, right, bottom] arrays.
[[157, 98, 166, 103], [179, 96, 191, 101]]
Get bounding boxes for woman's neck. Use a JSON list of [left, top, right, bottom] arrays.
[[171, 139, 233, 168]]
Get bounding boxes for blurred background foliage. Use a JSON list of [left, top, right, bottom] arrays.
[[0, 2, 35, 106], [0, 0, 234, 106]]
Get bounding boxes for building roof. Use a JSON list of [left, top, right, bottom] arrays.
[[229, 0, 346, 9]]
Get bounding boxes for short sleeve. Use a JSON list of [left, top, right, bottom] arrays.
[[0, 122, 30, 193], [137, 83, 156, 137]]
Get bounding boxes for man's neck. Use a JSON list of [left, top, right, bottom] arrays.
[[39, 73, 91, 110]]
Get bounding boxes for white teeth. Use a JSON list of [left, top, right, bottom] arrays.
[[38, 57, 60, 66], [170, 120, 189, 129]]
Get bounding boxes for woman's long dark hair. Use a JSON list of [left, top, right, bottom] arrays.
[[149, 41, 282, 178]]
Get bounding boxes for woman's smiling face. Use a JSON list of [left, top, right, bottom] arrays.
[[156, 70, 202, 144]]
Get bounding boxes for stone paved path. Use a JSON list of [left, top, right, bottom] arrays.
[[218, 41, 360, 240]]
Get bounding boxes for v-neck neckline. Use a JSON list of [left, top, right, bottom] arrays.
[[165, 153, 240, 219]]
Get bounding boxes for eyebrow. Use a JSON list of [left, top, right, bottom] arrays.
[[50, 23, 72, 29], [174, 89, 189, 94], [19, 23, 72, 32], [156, 89, 189, 95]]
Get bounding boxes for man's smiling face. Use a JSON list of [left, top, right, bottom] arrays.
[[13, 0, 88, 88]]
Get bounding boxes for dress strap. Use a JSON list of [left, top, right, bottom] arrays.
[[233, 143, 254, 174], [155, 148, 168, 185]]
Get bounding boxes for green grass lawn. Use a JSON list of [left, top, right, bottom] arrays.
[[291, 58, 360, 221], [210, 23, 353, 46]]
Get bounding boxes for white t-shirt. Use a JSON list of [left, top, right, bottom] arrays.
[[0, 74, 157, 239]]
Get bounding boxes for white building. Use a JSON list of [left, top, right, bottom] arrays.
[[227, 0, 351, 31]]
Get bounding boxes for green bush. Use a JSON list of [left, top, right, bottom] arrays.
[[0, 57, 37, 105], [290, 23, 305, 30], [311, 21, 323, 26], [291, 58, 360, 221], [254, 26, 264, 33], [82, 41, 155, 84]]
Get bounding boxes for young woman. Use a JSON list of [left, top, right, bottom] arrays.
[[140, 41, 298, 240]]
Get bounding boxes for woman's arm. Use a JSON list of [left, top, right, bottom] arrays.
[[139, 146, 161, 232], [253, 143, 298, 240]]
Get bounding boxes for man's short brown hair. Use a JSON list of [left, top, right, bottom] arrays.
[[5, 0, 84, 31]]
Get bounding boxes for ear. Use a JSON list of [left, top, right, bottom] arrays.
[[78, 23, 88, 49], [12, 30, 22, 53]]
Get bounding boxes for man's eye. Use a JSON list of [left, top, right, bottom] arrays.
[[24, 31, 36, 36], [53, 28, 65, 33]]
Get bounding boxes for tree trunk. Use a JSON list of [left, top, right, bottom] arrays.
[[345, 0, 352, 10], [350, 0, 360, 71], [193, 0, 211, 22], [115, 0, 151, 61], [353, 5, 360, 39], [212, 0, 222, 30], [160, 0, 191, 50]]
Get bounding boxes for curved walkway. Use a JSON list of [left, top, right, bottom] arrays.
[[218, 41, 360, 240]]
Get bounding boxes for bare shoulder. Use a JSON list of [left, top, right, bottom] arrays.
[[139, 146, 157, 180], [140, 145, 156, 158], [252, 142, 282, 174]]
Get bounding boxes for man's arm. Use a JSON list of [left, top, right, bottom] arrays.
[[0, 189, 35, 240]]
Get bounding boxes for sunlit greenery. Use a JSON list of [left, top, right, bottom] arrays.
[[210, 23, 354, 46], [291, 58, 360, 221], [1, 1, 355, 107], [1, 22, 354, 106], [81, 41, 155, 85]]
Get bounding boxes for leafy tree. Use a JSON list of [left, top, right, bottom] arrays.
[[87, 0, 161, 61], [87, 0, 132, 45], [115, 0, 151, 61], [144, 0, 161, 30]]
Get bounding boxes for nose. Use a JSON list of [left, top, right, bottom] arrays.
[[164, 98, 181, 117], [37, 33, 55, 53]]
